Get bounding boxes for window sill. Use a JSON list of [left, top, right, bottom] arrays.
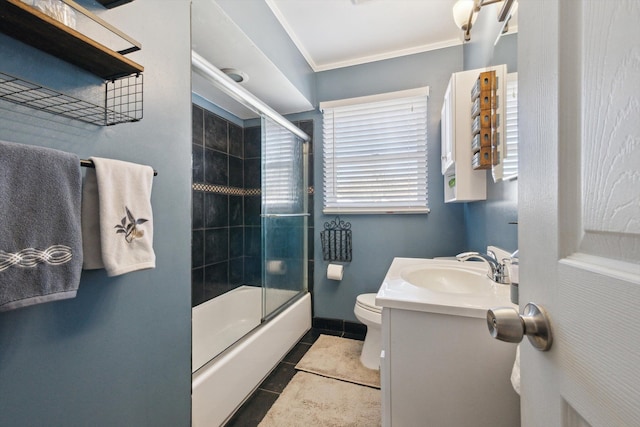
[[323, 208, 430, 215]]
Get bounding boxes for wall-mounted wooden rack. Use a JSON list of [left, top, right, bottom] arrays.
[[471, 70, 498, 170], [0, 0, 143, 125]]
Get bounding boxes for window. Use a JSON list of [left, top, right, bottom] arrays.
[[502, 73, 518, 180], [320, 88, 429, 214], [262, 117, 305, 213]]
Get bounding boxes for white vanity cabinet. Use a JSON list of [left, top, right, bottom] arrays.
[[379, 306, 520, 427], [441, 65, 506, 202]]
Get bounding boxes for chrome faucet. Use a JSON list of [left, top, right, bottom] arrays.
[[456, 250, 510, 284]]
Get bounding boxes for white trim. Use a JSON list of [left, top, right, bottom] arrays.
[[323, 208, 430, 215], [265, 0, 320, 72], [320, 87, 429, 111], [266, 0, 463, 72], [312, 39, 462, 72]]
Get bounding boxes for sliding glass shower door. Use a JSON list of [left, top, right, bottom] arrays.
[[261, 117, 308, 320]]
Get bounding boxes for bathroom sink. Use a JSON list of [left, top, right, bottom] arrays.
[[376, 258, 513, 318], [400, 265, 490, 294]]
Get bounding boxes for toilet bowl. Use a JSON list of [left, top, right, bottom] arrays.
[[354, 293, 382, 370]]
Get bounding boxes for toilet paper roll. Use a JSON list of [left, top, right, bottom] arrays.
[[327, 263, 344, 281], [266, 260, 287, 275]]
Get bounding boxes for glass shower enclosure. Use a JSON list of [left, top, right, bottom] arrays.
[[191, 51, 310, 364], [261, 117, 308, 320]]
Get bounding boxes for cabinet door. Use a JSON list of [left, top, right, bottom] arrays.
[[440, 79, 455, 174]]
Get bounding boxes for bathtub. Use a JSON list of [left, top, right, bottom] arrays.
[[192, 285, 311, 427]]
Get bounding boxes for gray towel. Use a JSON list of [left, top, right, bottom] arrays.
[[0, 140, 83, 312]]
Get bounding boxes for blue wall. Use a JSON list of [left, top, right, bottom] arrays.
[[216, 0, 317, 107], [309, 32, 518, 321], [312, 47, 468, 321], [462, 4, 519, 254], [0, 1, 192, 426], [464, 32, 519, 253]]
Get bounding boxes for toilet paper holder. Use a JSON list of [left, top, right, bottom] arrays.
[[321, 216, 352, 262]]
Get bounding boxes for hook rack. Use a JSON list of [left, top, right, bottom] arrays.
[[321, 216, 352, 262]]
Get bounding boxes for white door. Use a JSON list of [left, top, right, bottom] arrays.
[[519, 1, 640, 426]]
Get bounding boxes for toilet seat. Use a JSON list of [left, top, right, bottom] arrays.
[[356, 293, 382, 314]]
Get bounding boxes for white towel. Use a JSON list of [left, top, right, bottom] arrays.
[[511, 344, 520, 395], [82, 157, 155, 276]]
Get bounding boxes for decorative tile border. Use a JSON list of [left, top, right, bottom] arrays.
[[192, 183, 244, 195], [192, 183, 314, 196]]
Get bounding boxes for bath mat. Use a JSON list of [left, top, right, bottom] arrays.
[[258, 371, 381, 427], [295, 334, 380, 389]]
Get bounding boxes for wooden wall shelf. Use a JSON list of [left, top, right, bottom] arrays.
[[0, 0, 143, 79]]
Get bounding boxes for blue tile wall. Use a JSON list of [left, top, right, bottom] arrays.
[[229, 123, 243, 158], [192, 104, 243, 306], [204, 193, 229, 228], [191, 104, 314, 307], [205, 110, 229, 152], [204, 149, 228, 186]]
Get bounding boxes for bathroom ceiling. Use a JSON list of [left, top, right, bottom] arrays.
[[192, 0, 315, 120], [265, 0, 465, 72], [191, 0, 517, 120]]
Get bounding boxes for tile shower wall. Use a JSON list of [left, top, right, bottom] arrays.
[[243, 124, 262, 288], [192, 105, 245, 306], [191, 104, 314, 307]]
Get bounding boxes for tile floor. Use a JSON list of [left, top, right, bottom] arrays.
[[223, 327, 366, 427]]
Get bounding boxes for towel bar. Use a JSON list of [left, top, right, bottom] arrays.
[[80, 159, 157, 176]]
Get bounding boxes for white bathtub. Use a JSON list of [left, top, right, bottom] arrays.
[[192, 285, 311, 427]]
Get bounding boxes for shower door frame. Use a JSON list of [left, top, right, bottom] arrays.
[[260, 115, 309, 323]]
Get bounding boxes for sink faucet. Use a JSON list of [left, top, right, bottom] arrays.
[[456, 251, 510, 284]]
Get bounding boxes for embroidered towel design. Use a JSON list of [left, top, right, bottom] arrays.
[[114, 207, 148, 243], [0, 140, 83, 312], [0, 245, 73, 271], [81, 157, 155, 276]]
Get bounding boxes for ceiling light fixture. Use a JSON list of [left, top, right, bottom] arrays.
[[220, 68, 249, 84], [453, 0, 517, 42]]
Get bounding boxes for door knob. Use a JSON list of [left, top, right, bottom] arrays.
[[486, 303, 553, 351]]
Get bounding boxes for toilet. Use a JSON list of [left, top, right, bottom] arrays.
[[354, 293, 382, 370]]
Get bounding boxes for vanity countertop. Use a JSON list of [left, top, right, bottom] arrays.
[[376, 257, 515, 319]]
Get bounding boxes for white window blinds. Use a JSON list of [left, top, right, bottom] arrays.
[[503, 73, 518, 180], [263, 118, 305, 213], [321, 88, 429, 214]]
